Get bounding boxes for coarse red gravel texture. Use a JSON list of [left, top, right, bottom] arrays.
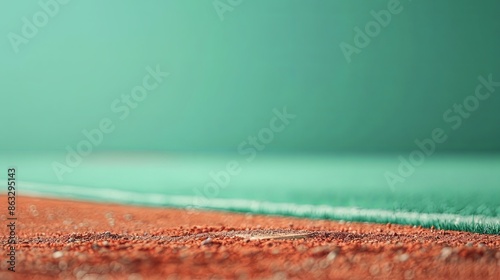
[[1, 196, 499, 280]]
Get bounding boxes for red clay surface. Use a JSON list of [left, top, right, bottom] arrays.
[[1, 196, 499, 279]]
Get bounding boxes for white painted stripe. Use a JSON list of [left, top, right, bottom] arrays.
[[8, 180, 500, 231]]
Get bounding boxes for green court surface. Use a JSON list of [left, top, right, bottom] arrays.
[[1, 153, 499, 234]]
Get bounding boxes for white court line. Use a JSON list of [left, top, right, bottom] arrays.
[[6, 180, 500, 231]]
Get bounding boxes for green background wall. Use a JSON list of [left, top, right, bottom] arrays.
[[1, 0, 499, 153]]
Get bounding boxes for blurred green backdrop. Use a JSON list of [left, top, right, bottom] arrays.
[[1, 1, 500, 234], [1, 0, 499, 153]]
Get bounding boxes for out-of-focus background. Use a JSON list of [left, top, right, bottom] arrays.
[[1, 0, 499, 233]]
